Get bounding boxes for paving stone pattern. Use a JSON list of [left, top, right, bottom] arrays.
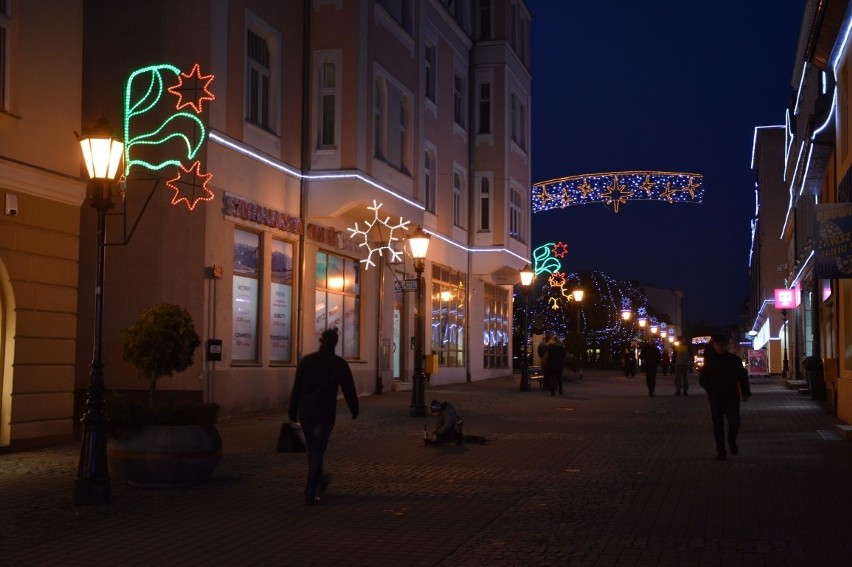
[[2, 371, 852, 566]]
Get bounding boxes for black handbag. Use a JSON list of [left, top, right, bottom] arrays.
[[277, 421, 307, 452]]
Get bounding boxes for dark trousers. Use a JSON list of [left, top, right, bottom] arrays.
[[708, 397, 741, 454], [546, 370, 563, 395], [301, 419, 333, 499], [674, 365, 689, 393], [644, 364, 658, 394]]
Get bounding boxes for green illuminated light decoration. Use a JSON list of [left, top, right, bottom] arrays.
[[123, 63, 216, 210], [533, 171, 703, 214]]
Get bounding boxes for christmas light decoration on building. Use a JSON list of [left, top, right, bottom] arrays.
[[532, 171, 703, 214], [123, 63, 215, 210], [347, 200, 410, 269], [533, 242, 562, 275]]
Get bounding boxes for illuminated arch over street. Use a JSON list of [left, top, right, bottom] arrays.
[[532, 171, 704, 214]]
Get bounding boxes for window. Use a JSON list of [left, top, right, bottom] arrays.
[[0, 0, 7, 111], [269, 239, 294, 363], [511, 92, 527, 149], [453, 73, 466, 129], [424, 43, 436, 102], [478, 0, 492, 40], [432, 264, 466, 367], [318, 61, 336, 148], [377, 0, 413, 35], [477, 80, 491, 135], [316, 251, 360, 358], [423, 148, 436, 213], [246, 29, 271, 130], [483, 283, 508, 369], [374, 81, 385, 159], [233, 229, 261, 362], [479, 177, 490, 232], [453, 170, 466, 228], [510, 188, 524, 242]]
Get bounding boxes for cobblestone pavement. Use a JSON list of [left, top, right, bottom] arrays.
[[3, 370, 852, 566]]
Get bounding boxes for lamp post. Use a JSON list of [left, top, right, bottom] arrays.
[[75, 116, 124, 504], [408, 225, 431, 417], [571, 288, 584, 333], [518, 264, 534, 392], [781, 308, 790, 378]]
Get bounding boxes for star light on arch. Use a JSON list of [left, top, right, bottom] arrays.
[[532, 171, 704, 214]]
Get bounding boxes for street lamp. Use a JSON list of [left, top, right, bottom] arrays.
[[571, 288, 584, 333], [518, 264, 535, 392], [408, 225, 431, 416], [75, 116, 124, 504]]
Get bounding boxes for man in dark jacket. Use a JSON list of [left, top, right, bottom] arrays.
[[427, 399, 463, 444], [699, 334, 751, 461], [289, 328, 359, 504]]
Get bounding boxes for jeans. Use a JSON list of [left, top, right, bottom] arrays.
[[301, 419, 333, 499], [708, 397, 741, 454]]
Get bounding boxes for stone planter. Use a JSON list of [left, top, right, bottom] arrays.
[[107, 424, 222, 487]]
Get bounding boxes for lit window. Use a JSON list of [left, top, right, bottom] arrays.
[[431, 264, 466, 367], [483, 283, 508, 369], [233, 229, 261, 362], [269, 239, 294, 363], [315, 251, 360, 358]]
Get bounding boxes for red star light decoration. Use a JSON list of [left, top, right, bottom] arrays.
[[552, 241, 569, 258], [167, 160, 214, 210], [168, 63, 216, 113]]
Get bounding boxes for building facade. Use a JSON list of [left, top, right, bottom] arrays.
[[0, 0, 86, 450]]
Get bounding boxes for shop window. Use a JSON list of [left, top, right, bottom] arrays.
[[269, 239, 294, 363], [483, 283, 508, 369], [431, 264, 466, 367], [316, 251, 360, 358], [233, 229, 261, 362]]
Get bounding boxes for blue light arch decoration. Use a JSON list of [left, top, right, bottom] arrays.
[[532, 171, 703, 214]]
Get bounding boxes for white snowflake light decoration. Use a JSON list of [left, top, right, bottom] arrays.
[[347, 200, 410, 269]]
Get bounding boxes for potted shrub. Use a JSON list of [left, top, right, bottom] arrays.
[[107, 303, 222, 487]]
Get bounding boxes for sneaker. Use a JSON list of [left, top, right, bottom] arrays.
[[729, 442, 738, 456]]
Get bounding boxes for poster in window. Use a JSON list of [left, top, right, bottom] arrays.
[[327, 293, 343, 334], [343, 296, 359, 358], [234, 229, 259, 275], [232, 275, 258, 360], [271, 240, 293, 284], [315, 291, 327, 343], [270, 282, 292, 361]]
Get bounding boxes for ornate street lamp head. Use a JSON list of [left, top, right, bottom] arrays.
[[77, 115, 123, 181]]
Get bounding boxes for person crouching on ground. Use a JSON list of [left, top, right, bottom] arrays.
[[427, 400, 463, 444], [698, 334, 751, 461]]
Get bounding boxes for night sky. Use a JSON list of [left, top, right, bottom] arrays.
[[527, 1, 805, 329]]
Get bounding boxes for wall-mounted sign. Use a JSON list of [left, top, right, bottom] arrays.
[[814, 203, 852, 279], [307, 223, 356, 252], [223, 193, 303, 235], [774, 288, 798, 309]]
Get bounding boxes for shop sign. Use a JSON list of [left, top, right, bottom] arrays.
[[814, 203, 852, 279], [223, 193, 303, 235], [307, 223, 356, 252]]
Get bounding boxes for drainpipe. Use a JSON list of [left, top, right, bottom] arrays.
[[297, 0, 311, 364]]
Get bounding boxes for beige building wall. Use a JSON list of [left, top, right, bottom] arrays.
[[0, 0, 85, 450]]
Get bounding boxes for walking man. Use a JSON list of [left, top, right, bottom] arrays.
[[698, 334, 751, 461], [673, 337, 691, 395], [639, 340, 661, 397], [289, 328, 359, 504]]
